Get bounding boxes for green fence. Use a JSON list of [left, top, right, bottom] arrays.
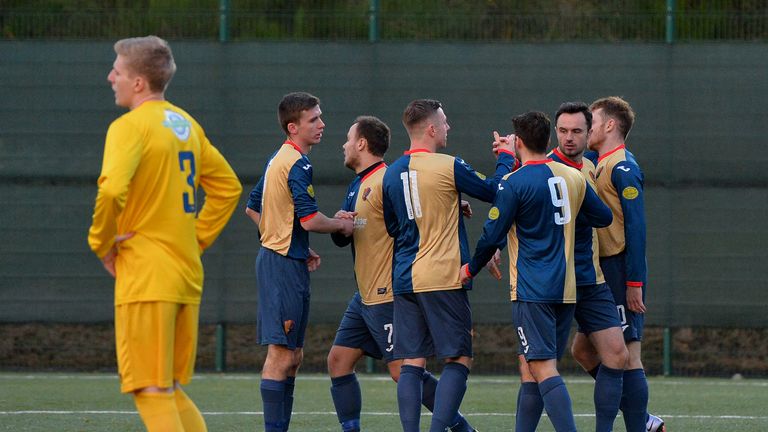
[[2, 1, 768, 42]]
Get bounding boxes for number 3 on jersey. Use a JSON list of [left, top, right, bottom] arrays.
[[547, 176, 571, 225], [400, 171, 423, 220], [178, 151, 197, 213]]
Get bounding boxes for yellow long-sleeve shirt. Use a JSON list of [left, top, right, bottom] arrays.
[[88, 100, 242, 305]]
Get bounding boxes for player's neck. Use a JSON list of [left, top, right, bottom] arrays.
[[520, 150, 548, 164], [598, 137, 625, 157], [355, 157, 384, 175], [130, 92, 164, 110], [287, 137, 312, 154]]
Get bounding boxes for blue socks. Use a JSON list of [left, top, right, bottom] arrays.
[[621, 368, 649, 432], [260, 378, 286, 432], [283, 376, 295, 431], [330, 373, 362, 432], [422, 371, 473, 432], [595, 365, 624, 432], [515, 382, 543, 432], [539, 376, 577, 432], [398, 365, 425, 432], [429, 362, 470, 432]]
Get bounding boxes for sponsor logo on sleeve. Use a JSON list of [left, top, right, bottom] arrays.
[[307, 185, 315, 198], [622, 186, 639, 200], [488, 206, 500, 220], [475, 172, 487, 180]]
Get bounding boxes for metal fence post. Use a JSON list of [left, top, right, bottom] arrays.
[[368, 0, 380, 42], [666, 0, 676, 44], [219, 0, 230, 43], [663, 327, 672, 376], [216, 323, 227, 372]]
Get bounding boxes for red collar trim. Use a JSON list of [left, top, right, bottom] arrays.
[[552, 148, 583, 170], [524, 158, 551, 166], [284, 140, 303, 153], [361, 162, 387, 183], [598, 144, 625, 162], [405, 148, 432, 155]]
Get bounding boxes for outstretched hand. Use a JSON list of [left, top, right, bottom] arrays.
[[492, 131, 515, 158]]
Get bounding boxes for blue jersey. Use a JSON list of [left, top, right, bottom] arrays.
[[594, 145, 646, 288], [548, 148, 605, 287], [467, 159, 612, 303], [246, 140, 318, 260], [382, 150, 515, 295]]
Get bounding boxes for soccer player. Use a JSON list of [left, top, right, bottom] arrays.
[[245, 92, 354, 432], [574, 96, 665, 432], [88, 36, 242, 432], [460, 111, 613, 432], [327, 116, 477, 432], [550, 102, 629, 431], [382, 99, 515, 432]]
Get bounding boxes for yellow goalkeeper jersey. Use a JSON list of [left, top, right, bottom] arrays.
[[88, 100, 242, 306]]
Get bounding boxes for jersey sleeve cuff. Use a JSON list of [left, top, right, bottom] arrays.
[[626, 281, 643, 288], [299, 212, 318, 222]]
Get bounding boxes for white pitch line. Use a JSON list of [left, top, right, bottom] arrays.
[[1, 411, 767, 420]]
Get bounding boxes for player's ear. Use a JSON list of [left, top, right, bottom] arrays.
[[286, 122, 299, 136], [357, 137, 367, 151]]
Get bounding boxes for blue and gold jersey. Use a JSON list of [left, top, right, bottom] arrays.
[[594, 144, 647, 288], [331, 162, 393, 305], [548, 147, 605, 287], [246, 140, 319, 260], [382, 150, 515, 295], [467, 160, 612, 303]]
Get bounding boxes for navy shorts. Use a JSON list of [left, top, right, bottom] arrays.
[[333, 292, 395, 363], [393, 289, 473, 360], [601, 253, 645, 342], [256, 247, 310, 350], [513, 301, 575, 361], [575, 282, 622, 335]]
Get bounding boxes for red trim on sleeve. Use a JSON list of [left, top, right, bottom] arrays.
[[284, 140, 303, 153], [498, 149, 515, 156], [300, 212, 318, 223], [552, 148, 583, 170], [626, 281, 644, 288], [463, 265, 473, 279], [598, 144, 626, 163], [405, 148, 432, 155]]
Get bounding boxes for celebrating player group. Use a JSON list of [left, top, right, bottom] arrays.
[[89, 36, 663, 432]]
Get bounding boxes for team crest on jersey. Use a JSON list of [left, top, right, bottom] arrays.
[[622, 186, 639, 200], [475, 172, 487, 180], [307, 185, 315, 197], [362, 187, 371, 201], [162, 110, 191, 141], [595, 166, 604, 179], [488, 206, 500, 220], [589, 170, 596, 182]]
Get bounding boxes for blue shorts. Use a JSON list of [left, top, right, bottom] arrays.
[[601, 253, 645, 342], [575, 282, 622, 335], [256, 247, 310, 350], [333, 292, 395, 363], [393, 289, 473, 360], [512, 301, 575, 361]]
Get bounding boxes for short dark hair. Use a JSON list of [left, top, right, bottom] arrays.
[[354, 115, 390, 157], [512, 111, 551, 154], [402, 99, 442, 131], [555, 101, 592, 131], [278, 92, 320, 135], [590, 96, 635, 139]]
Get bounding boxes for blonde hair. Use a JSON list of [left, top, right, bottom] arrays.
[[114, 35, 176, 93]]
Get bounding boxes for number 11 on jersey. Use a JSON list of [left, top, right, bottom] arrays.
[[400, 170, 423, 220]]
